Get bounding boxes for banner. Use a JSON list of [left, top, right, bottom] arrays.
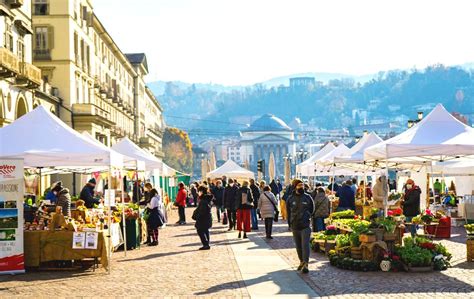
[[0, 159, 24, 274]]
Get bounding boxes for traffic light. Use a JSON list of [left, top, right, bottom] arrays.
[[257, 160, 264, 172]]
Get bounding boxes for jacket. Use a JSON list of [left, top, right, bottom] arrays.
[[336, 185, 355, 210], [132, 183, 144, 203], [270, 181, 279, 196], [211, 186, 224, 207], [175, 187, 187, 207], [312, 192, 329, 218], [403, 186, 421, 216], [56, 188, 71, 217], [194, 194, 213, 230], [235, 186, 254, 210], [287, 191, 314, 230], [372, 179, 387, 209], [327, 183, 340, 193], [80, 184, 98, 209], [250, 184, 260, 207], [258, 191, 277, 219], [223, 185, 239, 210], [282, 185, 293, 201]]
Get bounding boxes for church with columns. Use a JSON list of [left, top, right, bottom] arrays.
[[240, 114, 296, 177]]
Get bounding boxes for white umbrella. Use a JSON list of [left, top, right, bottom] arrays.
[[209, 151, 217, 171], [284, 158, 291, 185], [201, 159, 208, 181], [269, 152, 276, 181]]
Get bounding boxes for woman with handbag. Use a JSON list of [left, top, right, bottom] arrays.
[[258, 185, 278, 239], [147, 188, 165, 246], [193, 185, 213, 250]]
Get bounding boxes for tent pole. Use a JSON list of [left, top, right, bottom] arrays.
[[135, 167, 141, 250], [107, 167, 112, 274], [121, 169, 127, 257], [384, 160, 389, 217]]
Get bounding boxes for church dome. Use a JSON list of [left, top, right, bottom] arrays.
[[245, 114, 292, 132]]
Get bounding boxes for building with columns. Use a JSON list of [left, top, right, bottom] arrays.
[[240, 114, 296, 177]]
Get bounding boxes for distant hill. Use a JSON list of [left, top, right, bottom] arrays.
[[260, 72, 377, 88]]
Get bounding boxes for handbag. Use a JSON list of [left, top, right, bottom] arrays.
[[264, 193, 279, 222], [191, 207, 200, 221]]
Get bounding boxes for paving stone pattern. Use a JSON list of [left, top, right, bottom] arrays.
[[259, 221, 474, 299]]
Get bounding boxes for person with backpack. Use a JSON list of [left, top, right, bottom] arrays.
[[223, 178, 239, 231], [287, 179, 315, 274], [258, 185, 278, 239]]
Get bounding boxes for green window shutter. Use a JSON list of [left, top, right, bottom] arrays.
[[32, 27, 37, 49]]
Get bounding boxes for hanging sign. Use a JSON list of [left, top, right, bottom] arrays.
[[0, 159, 25, 275]]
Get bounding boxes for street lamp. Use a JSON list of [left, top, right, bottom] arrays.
[[297, 148, 308, 163], [407, 112, 424, 128]]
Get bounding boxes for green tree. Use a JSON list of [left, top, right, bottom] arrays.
[[163, 127, 193, 174]]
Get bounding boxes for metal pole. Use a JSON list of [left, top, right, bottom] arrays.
[[107, 167, 112, 274], [121, 169, 127, 257]]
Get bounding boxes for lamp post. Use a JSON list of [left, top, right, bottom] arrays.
[[283, 153, 293, 179], [297, 148, 308, 163]]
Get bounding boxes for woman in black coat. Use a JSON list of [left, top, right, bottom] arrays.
[[193, 185, 213, 250]]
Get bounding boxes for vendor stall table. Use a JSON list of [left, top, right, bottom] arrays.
[[24, 230, 109, 269]]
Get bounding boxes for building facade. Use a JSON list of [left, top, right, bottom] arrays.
[[240, 114, 296, 177], [30, 0, 164, 152], [0, 0, 43, 127]]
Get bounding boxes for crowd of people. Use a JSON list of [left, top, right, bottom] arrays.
[[167, 175, 422, 274]]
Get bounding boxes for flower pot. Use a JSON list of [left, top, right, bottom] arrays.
[[380, 260, 391, 272], [372, 228, 385, 241]]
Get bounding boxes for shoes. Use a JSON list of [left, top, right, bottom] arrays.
[[297, 262, 304, 271], [175, 221, 181, 224], [227, 228, 233, 231], [243, 233, 247, 239], [199, 246, 211, 250], [252, 227, 259, 231], [266, 236, 273, 240], [238, 232, 241, 238], [302, 262, 309, 274], [148, 241, 158, 246]]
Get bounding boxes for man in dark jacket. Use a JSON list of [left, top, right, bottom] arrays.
[[327, 177, 340, 193], [402, 179, 421, 237], [287, 179, 314, 274], [211, 180, 225, 222], [249, 179, 260, 230], [335, 180, 355, 211], [223, 178, 239, 231], [235, 181, 254, 238], [132, 179, 144, 203], [270, 179, 279, 197], [194, 185, 213, 250], [80, 178, 99, 209]]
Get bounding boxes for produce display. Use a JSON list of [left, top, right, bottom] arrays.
[[330, 210, 355, 219], [395, 236, 452, 271], [465, 224, 474, 235]]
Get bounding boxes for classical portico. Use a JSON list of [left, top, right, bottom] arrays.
[[240, 114, 296, 177]]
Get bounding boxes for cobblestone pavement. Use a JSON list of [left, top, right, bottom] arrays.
[[0, 208, 249, 298], [256, 221, 474, 299], [1, 206, 474, 299]]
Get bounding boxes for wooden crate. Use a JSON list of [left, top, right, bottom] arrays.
[[359, 234, 376, 243], [467, 239, 474, 262], [351, 246, 362, 259]]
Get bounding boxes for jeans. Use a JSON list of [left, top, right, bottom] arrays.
[[292, 227, 312, 263], [216, 205, 223, 222], [197, 228, 210, 247], [237, 209, 251, 233], [251, 208, 259, 229], [178, 206, 186, 223], [312, 217, 326, 232], [264, 218, 273, 237], [405, 216, 417, 237], [227, 209, 236, 229]]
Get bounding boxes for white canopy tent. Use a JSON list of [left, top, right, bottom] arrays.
[[316, 143, 351, 167], [0, 105, 123, 168], [364, 104, 474, 163], [207, 160, 255, 180], [111, 137, 162, 172], [297, 143, 336, 177], [335, 132, 383, 165]]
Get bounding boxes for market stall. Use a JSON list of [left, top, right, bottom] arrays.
[[206, 159, 255, 181], [296, 142, 336, 177], [0, 106, 126, 271]]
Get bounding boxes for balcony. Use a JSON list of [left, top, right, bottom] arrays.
[[7, 0, 23, 9], [0, 47, 20, 78], [72, 103, 114, 127], [99, 82, 108, 95], [110, 125, 124, 137], [16, 62, 42, 88], [33, 49, 51, 61]]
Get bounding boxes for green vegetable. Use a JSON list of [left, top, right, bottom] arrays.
[[396, 245, 433, 267], [330, 210, 355, 219], [435, 243, 452, 261], [335, 234, 351, 248], [465, 224, 474, 233]]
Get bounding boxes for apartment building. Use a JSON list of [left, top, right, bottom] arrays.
[[0, 0, 43, 126], [31, 0, 164, 150]]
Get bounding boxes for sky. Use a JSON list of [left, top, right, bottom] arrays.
[[93, 0, 474, 86]]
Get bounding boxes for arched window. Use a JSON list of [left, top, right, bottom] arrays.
[[16, 97, 28, 119], [0, 94, 4, 119]]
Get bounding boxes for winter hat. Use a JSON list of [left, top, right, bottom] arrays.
[[88, 178, 97, 185], [406, 179, 414, 185], [292, 179, 303, 188], [51, 181, 63, 192]]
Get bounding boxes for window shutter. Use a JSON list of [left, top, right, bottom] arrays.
[[48, 26, 54, 49], [32, 27, 37, 49], [83, 7, 88, 21]]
